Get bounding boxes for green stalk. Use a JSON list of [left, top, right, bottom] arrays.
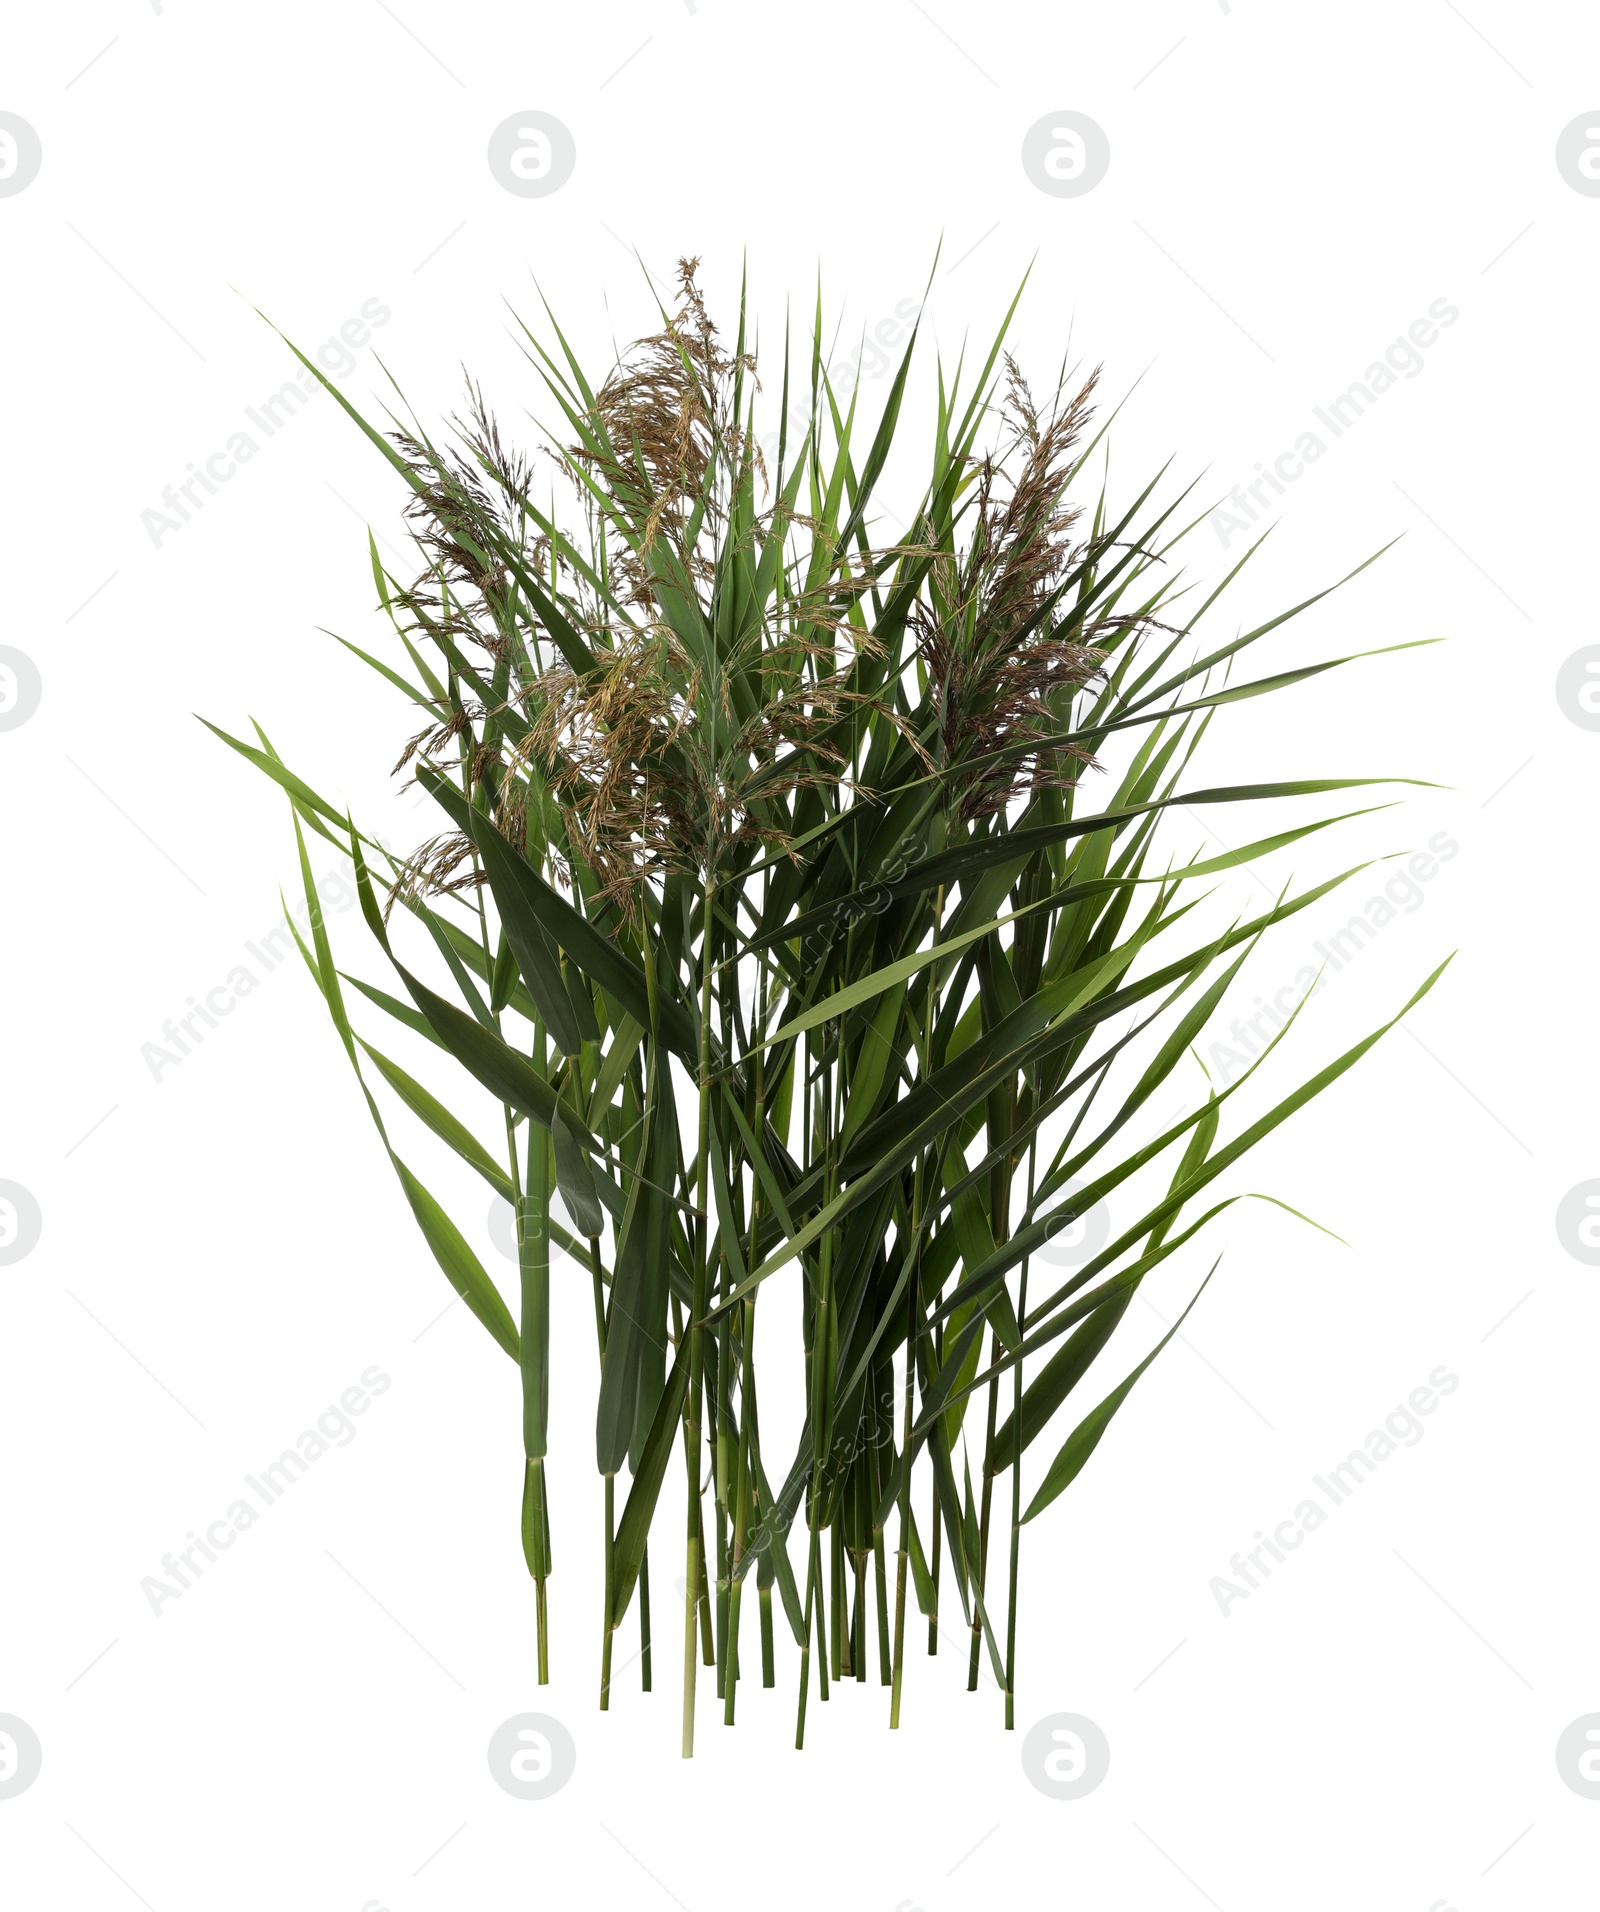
[[535, 1576, 548, 1685], [852, 1446, 869, 1683], [714, 1311, 732, 1701], [729, 921, 767, 1725], [639, 1542, 652, 1692], [928, 1329, 942, 1659], [831, 1518, 847, 1681], [1002, 1130, 1039, 1726], [970, 1013, 1016, 1694], [795, 1069, 818, 1747], [589, 1228, 607, 1353], [889, 1195, 919, 1724], [1003, 1269, 1029, 1727], [600, 1472, 615, 1709], [519, 1022, 552, 1684], [968, 1327, 1000, 1693], [724, 1364, 750, 1724], [922, 887, 948, 1671], [852, 1540, 867, 1683], [796, 1514, 820, 1749], [813, 1522, 829, 1701], [871, 1382, 891, 1686], [696, 1478, 715, 1664], [587, 1224, 615, 1712], [682, 874, 716, 1759]]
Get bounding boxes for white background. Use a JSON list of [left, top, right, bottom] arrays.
[[2, 4, 1595, 1908]]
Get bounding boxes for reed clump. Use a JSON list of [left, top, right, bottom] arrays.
[[213, 259, 1444, 1752]]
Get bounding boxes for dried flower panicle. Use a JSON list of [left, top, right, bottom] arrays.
[[370, 269, 1158, 918]]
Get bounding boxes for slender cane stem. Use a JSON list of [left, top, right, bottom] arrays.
[[969, 1331, 1000, 1692], [928, 1361, 942, 1656], [891, 1152, 925, 1725], [1005, 1139, 1037, 1729], [682, 875, 716, 1758], [640, 1542, 652, 1693], [600, 1473, 615, 1709]]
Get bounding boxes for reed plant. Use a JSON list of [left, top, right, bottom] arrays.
[[211, 260, 1444, 1753]]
